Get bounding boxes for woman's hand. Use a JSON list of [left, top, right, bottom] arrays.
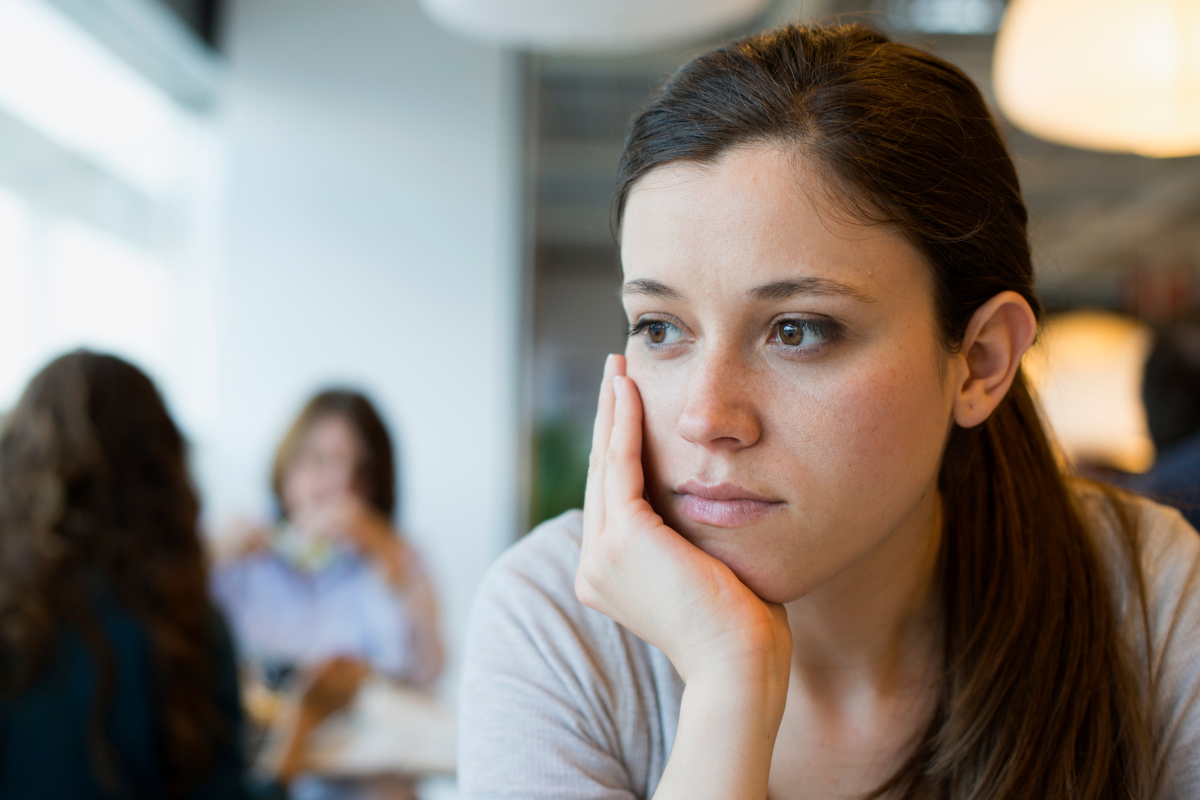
[[271, 656, 370, 784], [296, 656, 370, 724], [208, 517, 270, 564], [575, 354, 791, 688], [575, 354, 791, 799]]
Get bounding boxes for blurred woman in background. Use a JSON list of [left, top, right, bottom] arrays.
[[0, 351, 357, 799], [214, 389, 441, 686], [1130, 318, 1200, 528], [212, 390, 442, 798]]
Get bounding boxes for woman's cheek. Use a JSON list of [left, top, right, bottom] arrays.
[[792, 358, 948, 506], [628, 360, 688, 498]]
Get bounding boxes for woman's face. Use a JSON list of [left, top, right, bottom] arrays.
[[620, 147, 956, 604], [282, 414, 363, 518]]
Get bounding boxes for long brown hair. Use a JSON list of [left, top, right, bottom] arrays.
[[271, 389, 398, 521], [0, 351, 223, 796], [615, 24, 1152, 799]]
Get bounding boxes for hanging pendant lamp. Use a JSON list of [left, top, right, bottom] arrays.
[[994, 0, 1200, 158], [418, 0, 772, 53]]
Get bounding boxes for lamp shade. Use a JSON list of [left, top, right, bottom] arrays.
[[417, 0, 772, 53], [994, 0, 1200, 158]]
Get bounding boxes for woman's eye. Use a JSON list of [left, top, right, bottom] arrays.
[[630, 319, 684, 347], [774, 319, 834, 348], [646, 321, 670, 344]]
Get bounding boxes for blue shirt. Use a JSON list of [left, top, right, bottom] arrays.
[[212, 552, 416, 680]]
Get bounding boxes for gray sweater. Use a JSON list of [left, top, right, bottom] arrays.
[[459, 489, 1200, 799]]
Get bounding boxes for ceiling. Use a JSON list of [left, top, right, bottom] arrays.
[[530, 2, 1200, 307]]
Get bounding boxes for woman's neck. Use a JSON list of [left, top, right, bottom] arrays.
[[784, 481, 943, 700]]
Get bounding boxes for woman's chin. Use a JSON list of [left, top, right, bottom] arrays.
[[648, 493, 812, 603], [725, 559, 807, 605], [680, 528, 809, 604]]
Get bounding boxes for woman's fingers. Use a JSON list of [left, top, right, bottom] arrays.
[[583, 355, 623, 537], [605, 375, 646, 515]]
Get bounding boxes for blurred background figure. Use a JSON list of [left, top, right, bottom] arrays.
[[213, 390, 442, 687], [0, 351, 362, 798], [212, 390, 442, 799], [1126, 320, 1200, 529]]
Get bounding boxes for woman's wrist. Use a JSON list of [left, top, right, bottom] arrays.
[[358, 523, 408, 588], [687, 646, 791, 726], [368, 535, 406, 585], [268, 705, 319, 785], [673, 604, 792, 697], [656, 669, 787, 799]]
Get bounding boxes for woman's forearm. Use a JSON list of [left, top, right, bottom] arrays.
[[369, 536, 445, 683], [266, 707, 319, 785], [654, 669, 786, 800]]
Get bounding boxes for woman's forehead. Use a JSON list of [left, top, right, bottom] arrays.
[[620, 148, 929, 304], [303, 414, 360, 451]]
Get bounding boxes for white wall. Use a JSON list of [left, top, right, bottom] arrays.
[[198, 0, 523, 696]]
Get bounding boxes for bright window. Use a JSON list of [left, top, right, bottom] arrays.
[[0, 0, 218, 433]]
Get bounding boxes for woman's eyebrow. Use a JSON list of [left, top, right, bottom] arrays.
[[621, 279, 685, 300], [749, 278, 875, 303]]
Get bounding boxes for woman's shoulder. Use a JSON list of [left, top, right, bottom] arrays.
[[466, 504, 679, 688], [460, 510, 682, 799], [468, 509, 622, 655], [1075, 482, 1200, 797], [478, 509, 585, 600], [467, 506, 681, 704], [1074, 481, 1200, 636], [1074, 481, 1200, 602]]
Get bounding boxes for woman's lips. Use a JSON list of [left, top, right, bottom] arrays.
[[673, 481, 784, 528]]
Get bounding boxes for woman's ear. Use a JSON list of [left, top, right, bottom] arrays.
[[952, 291, 1038, 428]]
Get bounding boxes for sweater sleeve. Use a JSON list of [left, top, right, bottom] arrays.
[[458, 512, 650, 800], [1136, 503, 1200, 799]]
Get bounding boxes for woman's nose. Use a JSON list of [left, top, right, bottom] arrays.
[[676, 354, 761, 450]]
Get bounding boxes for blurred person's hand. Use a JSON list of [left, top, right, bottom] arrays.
[[208, 517, 270, 564], [295, 495, 411, 588], [270, 656, 370, 784], [296, 656, 370, 723]]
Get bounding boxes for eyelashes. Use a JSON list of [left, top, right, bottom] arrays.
[[627, 319, 680, 345], [626, 319, 651, 338]]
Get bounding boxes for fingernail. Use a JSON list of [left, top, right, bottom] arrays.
[[613, 375, 627, 398], [603, 354, 615, 378]]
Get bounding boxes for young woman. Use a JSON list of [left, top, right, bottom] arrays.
[[213, 390, 442, 688], [212, 391, 442, 799], [0, 351, 360, 798], [460, 23, 1200, 800]]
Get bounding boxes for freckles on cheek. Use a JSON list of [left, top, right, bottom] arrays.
[[630, 370, 686, 485], [800, 363, 939, 485]]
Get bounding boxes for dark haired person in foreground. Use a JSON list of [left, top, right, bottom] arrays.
[[460, 23, 1200, 800], [0, 351, 360, 798]]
